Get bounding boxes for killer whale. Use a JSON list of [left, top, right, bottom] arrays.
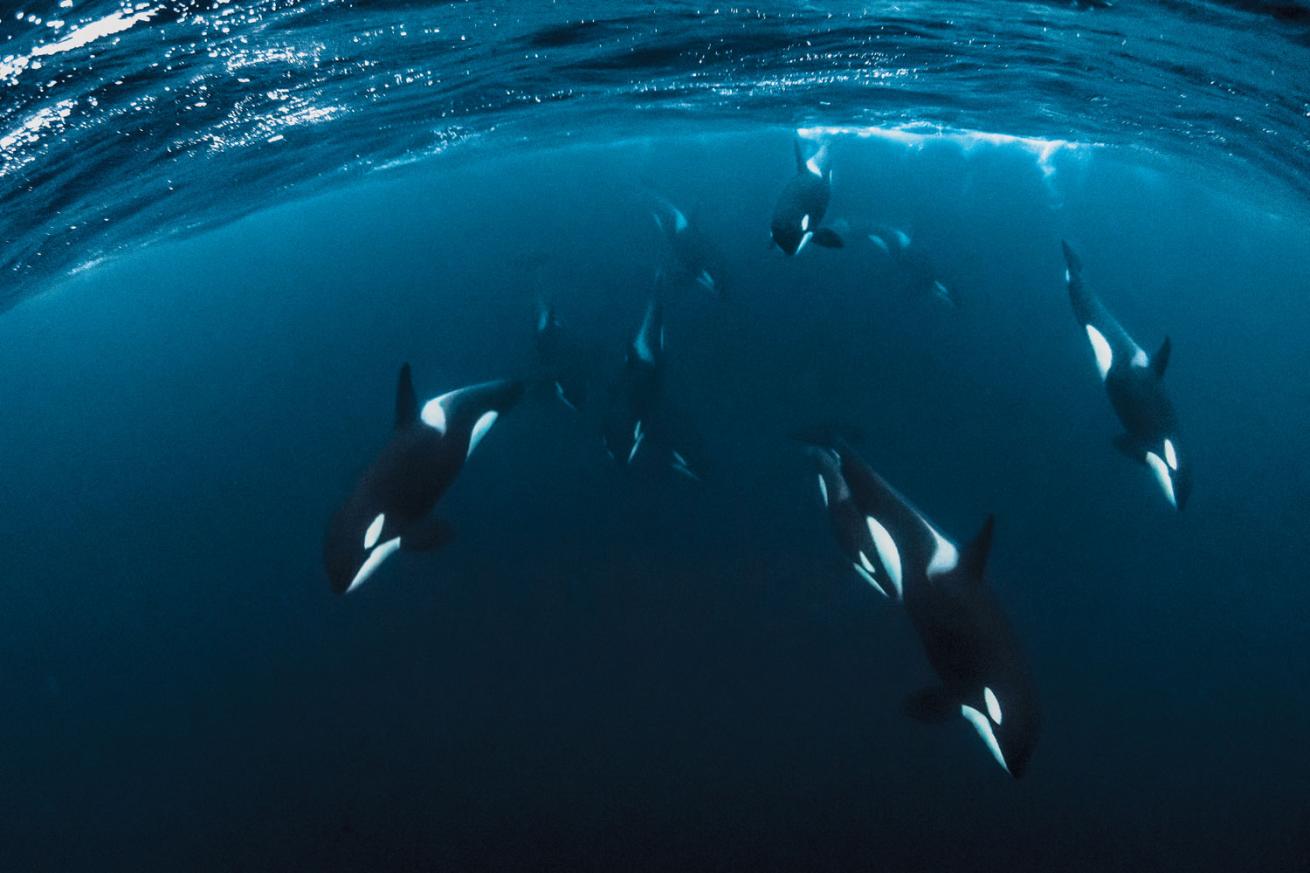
[[800, 433, 1040, 777], [865, 224, 960, 308], [770, 139, 845, 256], [1062, 241, 1191, 510], [647, 191, 728, 299], [323, 364, 525, 594], [602, 298, 702, 481], [534, 297, 590, 412]]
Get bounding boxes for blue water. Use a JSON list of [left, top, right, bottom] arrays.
[[2, 2, 1310, 871]]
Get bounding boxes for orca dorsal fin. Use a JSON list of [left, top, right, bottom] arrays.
[[962, 514, 996, 580], [1152, 337, 1171, 379], [395, 363, 419, 430]]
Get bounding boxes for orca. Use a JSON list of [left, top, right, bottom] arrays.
[[602, 298, 702, 481], [1062, 241, 1191, 510], [798, 433, 1040, 777], [323, 364, 525, 594], [770, 139, 845, 256], [534, 297, 589, 412], [647, 192, 728, 299], [864, 224, 961, 308]]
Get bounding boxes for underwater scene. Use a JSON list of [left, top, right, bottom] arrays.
[[2, 1, 1309, 871]]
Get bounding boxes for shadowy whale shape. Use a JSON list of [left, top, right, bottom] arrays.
[[864, 224, 960, 308], [602, 298, 703, 481], [799, 431, 1040, 777], [324, 364, 524, 594], [535, 297, 591, 412], [647, 191, 728, 299], [1062, 241, 1191, 510]]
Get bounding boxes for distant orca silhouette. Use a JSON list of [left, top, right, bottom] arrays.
[[864, 224, 960, 308], [1062, 241, 1191, 510], [324, 364, 524, 594], [602, 298, 702, 481], [647, 191, 728, 299], [770, 139, 844, 256], [798, 431, 1040, 777], [534, 297, 590, 412]]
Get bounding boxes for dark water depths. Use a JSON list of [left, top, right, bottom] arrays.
[[2, 129, 1308, 870]]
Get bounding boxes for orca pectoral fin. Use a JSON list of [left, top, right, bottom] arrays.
[[553, 376, 587, 412], [401, 517, 456, 552], [933, 280, 961, 309], [904, 687, 956, 724], [669, 448, 703, 483], [811, 227, 844, 249]]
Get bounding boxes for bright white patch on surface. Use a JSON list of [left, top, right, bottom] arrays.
[[961, 705, 1010, 774], [866, 516, 903, 597], [806, 156, 822, 176], [420, 398, 448, 432], [537, 308, 550, 332], [868, 234, 890, 254], [859, 551, 876, 575], [817, 474, 829, 507], [1064, 269, 1071, 283], [467, 411, 498, 457], [673, 207, 688, 233], [926, 528, 959, 577], [1085, 324, 1113, 380], [853, 562, 888, 597], [1164, 438, 1178, 470], [801, 213, 810, 232], [893, 229, 911, 248], [984, 687, 1003, 725], [346, 536, 402, 594], [796, 124, 1089, 184], [795, 231, 814, 255], [1145, 451, 1178, 508], [363, 513, 386, 550], [696, 270, 714, 291], [1132, 348, 1149, 368]]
